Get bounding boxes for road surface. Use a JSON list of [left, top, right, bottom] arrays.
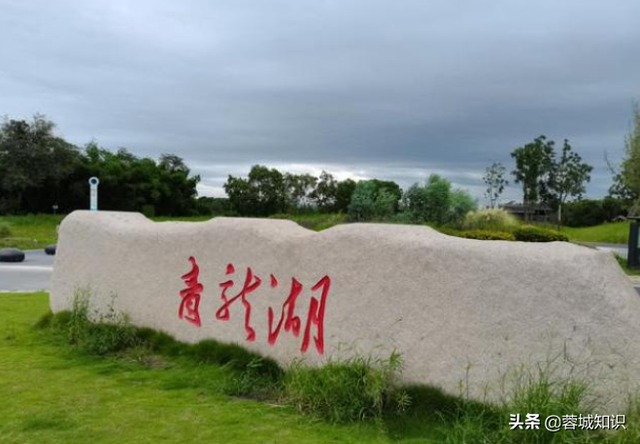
[[589, 242, 628, 260], [0, 250, 53, 292]]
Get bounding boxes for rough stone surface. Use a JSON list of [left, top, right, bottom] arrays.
[[0, 247, 25, 262], [50, 211, 640, 409]]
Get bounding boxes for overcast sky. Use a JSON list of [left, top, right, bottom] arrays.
[[1, 1, 639, 202]]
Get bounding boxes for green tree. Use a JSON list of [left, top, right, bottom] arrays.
[[224, 175, 257, 216], [449, 189, 477, 224], [224, 165, 286, 216], [621, 104, 640, 215], [423, 174, 452, 225], [347, 180, 397, 221], [348, 180, 377, 221], [483, 162, 508, 208], [0, 115, 80, 213], [403, 175, 452, 225], [370, 179, 402, 209], [402, 183, 429, 222], [59, 143, 199, 216], [335, 179, 357, 213], [546, 139, 593, 225], [511, 135, 555, 222], [284, 173, 317, 212], [310, 171, 338, 212]]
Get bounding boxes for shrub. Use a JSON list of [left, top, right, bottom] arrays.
[[463, 209, 519, 232], [448, 189, 478, 226], [283, 353, 409, 422], [348, 181, 398, 222], [0, 222, 11, 238], [513, 226, 568, 242], [563, 198, 628, 227], [403, 175, 475, 226], [456, 230, 515, 241], [437, 226, 514, 241]]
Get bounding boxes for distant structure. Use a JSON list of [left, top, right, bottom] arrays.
[[501, 201, 553, 223]]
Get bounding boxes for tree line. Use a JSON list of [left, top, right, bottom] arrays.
[[3, 108, 640, 226], [0, 115, 200, 216], [224, 165, 478, 225]]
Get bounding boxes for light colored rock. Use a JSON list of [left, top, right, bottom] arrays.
[[50, 211, 640, 409]]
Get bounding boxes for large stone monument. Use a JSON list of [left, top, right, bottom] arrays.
[[50, 211, 640, 409]]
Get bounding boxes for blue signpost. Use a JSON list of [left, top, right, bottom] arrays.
[[89, 177, 100, 211]]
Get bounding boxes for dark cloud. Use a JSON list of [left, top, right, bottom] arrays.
[[1, 0, 638, 201]]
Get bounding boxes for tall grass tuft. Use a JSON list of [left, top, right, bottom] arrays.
[[463, 208, 519, 232], [0, 222, 11, 238], [283, 352, 409, 422], [62, 291, 139, 355]]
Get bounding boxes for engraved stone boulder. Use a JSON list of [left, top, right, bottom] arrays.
[[50, 211, 640, 410]]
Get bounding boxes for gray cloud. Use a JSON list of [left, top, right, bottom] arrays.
[[1, 0, 638, 202]]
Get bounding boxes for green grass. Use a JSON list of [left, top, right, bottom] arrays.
[[614, 254, 640, 276], [269, 213, 348, 231], [0, 214, 632, 250], [559, 221, 629, 245], [3, 293, 640, 443], [0, 293, 390, 443], [0, 214, 64, 250]]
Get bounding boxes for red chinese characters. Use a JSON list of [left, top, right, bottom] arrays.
[[302, 275, 331, 354], [267, 278, 303, 345], [267, 275, 331, 355], [177, 257, 331, 355], [178, 256, 203, 327], [215, 264, 262, 342]]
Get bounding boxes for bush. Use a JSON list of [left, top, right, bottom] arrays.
[[448, 189, 478, 226], [563, 198, 628, 227], [455, 229, 515, 241], [513, 226, 568, 242], [348, 180, 398, 222], [0, 222, 11, 238], [463, 209, 519, 232], [403, 175, 475, 226], [283, 353, 409, 422]]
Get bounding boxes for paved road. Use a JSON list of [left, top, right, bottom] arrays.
[[0, 250, 53, 292], [588, 242, 628, 260]]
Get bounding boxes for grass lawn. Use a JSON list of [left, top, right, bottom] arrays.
[[1, 213, 632, 246], [559, 221, 629, 245], [0, 215, 64, 250], [0, 292, 406, 444], [3, 294, 640, 443], [0, 213, 346, 251]]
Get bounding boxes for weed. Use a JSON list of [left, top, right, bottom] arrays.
[[283, 352, 408, 422]]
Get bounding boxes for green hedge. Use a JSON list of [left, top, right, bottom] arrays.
[[513, 226, 568, 242], [439, 226, 567, 242], [563, 198, 628, 227], [454, 229, 515, 241]]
